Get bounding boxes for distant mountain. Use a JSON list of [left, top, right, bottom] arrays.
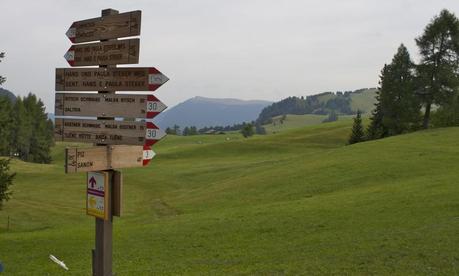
[[154, 96, 272, 129], [256, 88, 377, 124], [0, 88, 16, 102]]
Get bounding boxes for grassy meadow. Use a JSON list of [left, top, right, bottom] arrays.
[[1, 120, 459, 275]]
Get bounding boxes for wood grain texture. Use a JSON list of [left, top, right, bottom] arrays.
[[65, 145, 143, 173], [55, 93, 165, 119], [68, 10, 141, 43], [55, 67, 168, 91], [55, 118, 147, 145], [66, 38, 139, 66]]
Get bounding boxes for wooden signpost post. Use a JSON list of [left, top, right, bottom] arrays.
[[56, 8, 168, 276]]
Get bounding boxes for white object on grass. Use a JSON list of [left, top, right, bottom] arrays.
[[49, 254, 68, 270]]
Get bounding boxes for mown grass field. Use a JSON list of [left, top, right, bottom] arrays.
[[264, 114, 354, 134], [1, 120, 459, 275]]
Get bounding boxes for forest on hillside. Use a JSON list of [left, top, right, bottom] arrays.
[[349, 10, 459, 144], [256, 88, 373, 124]]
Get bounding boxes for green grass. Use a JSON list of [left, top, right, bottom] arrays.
[[1, 121, 459, 275], [350, 88, 377, 113], [264, 114, 354, 134]]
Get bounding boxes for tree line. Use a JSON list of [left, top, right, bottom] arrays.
[[349, 10, 459, 144], [166, 121, 266, 137], [256, 89, 371, 125], [0, 93, 54, 163]]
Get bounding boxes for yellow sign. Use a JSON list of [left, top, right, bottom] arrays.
[[86, 171, 109, 220]]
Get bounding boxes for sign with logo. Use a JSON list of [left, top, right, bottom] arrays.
[[87, 171, 109, 219]]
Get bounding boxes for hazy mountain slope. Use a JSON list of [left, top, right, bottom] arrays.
[[0, 88, 16, 102], [155, 96, 272, 128]]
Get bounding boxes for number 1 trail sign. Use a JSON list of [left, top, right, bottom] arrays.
[[66, 145, 155, 173]]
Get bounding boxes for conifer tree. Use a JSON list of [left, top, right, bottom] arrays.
[[367, 66, 389, 140], [0, 97, 13, 155], [416, 9, 459, 128], [380, 44, 421, 135], [241, 123, 254, 138], [0, 159, 15, 210], [349, 110, 365, 144], [0, 52, 5, 85]]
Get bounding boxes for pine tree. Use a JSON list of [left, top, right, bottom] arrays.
[[349, 111, 365, 144], [379, 44, 421, 135], [0, 159, 15, 209], [367, 66, 389, 140], [9, 94, 53, 163], [0, 97, 13, 155], [182, 127, 190, 136], [23, 94, 53, 163], [241, 123, 254, 138], [173, 125, 180, 135], [323, 110, 338, 123], [189, 126, 198, 135], [416, 9, 459, 129], [0, 52, 5, 85]]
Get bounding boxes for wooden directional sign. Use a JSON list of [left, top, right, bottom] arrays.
[[55, 67, 169, 91], [64, 38, 139, 66], [87, 171, 109, 219], [67, 11, 141, 43], [55, 93, 166, 119], [55, 119, 166, 146], [66, 145, 155, 173]]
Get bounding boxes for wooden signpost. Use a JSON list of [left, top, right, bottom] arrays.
[[55, 93, 166, 118], [54, 118, 166, 146], [57, 8, 168, 276], [66, 10, 141, 43], [55, 67, 169, 91], [64, 38, 140, 66], [65, 145, 155, 173]]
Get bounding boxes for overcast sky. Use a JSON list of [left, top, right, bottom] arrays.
[[1, 0, 459, 113]]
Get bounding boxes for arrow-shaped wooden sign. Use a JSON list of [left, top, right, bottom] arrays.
[[64, 38, 139, 66], [66, 10, 141, 43], [55, 93, 166, 119], [66, 145, 155, 173], [54, 118, 166, 146], [55, 67, 168, 91]]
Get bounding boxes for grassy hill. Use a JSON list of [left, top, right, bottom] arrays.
[[349, 88, 377, 113], [314, 88, 377, 114], [263, 114, 355, 134], [1, 122, 459, 275]]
